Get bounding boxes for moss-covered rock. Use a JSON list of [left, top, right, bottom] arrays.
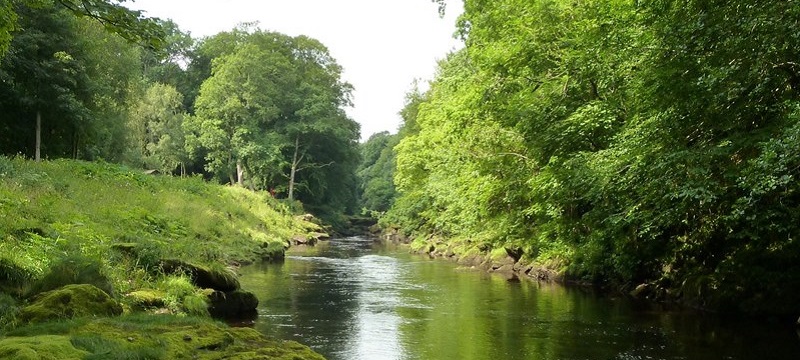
[[207, 290, 259, 318], [0, 335, 88, 360], [160, 259, 240, 292], [18, 284, 122, 323], [126, 289, 167, 309], [2, 315, 326, 359]]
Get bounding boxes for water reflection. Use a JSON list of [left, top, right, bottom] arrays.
[[348, 255, 404, 359], [238, 237, 800, 360]]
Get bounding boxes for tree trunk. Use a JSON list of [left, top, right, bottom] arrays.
[[35, 110, 41, 162], [242, 162, 256, 191], [288, 136, 299, 201], [236, 161, 244, 186], [228, 153, 235, 185]]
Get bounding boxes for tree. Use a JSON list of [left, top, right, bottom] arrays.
[[129, 83, 189, 175], [188, 28, 360, 221], [385, 0, 800, 315], [1, 0, 164, 61], [189, 40, 291, 185], [357, 131, 398, 213]]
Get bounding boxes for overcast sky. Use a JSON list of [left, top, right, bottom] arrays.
[[127, 0, 464, 140]]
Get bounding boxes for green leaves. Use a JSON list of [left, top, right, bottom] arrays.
[[386, 0, 800, 313]]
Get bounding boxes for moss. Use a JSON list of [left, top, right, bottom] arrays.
[[125, 289, 166, 309], [18, 284, 122, 323], [0, 315, 326, 359], [0, 335, 88, 360], [160, 259, 240, 292], [488, 247, 509, 262]]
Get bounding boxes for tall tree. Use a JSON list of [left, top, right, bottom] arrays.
[[129, 83, 188, 174]]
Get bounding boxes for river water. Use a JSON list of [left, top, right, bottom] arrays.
[[237, 236, 800, 360]]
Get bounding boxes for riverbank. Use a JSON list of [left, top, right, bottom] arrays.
[[383, 229, 799, 324], [0, 157, 326, 358], [384, 231, 565, 283]]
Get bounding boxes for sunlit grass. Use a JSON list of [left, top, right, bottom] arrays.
[[0, 156, 311, 321]]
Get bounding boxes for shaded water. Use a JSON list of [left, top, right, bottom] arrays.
[[238, 237, 800, 360]]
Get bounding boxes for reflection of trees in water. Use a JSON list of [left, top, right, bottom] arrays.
[[241, 240, 800, 360], [266, 257, 360, 357]]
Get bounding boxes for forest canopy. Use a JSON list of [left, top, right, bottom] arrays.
[[0, 1, 360, 221]]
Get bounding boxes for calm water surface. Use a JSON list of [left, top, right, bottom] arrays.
[[237, 236, 800, 360]]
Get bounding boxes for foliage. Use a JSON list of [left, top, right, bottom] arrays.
[[188, 27, 360, 218], [357, 131, 398, 213], [128, 83, 190, 174], [385, 0, 800, 315]]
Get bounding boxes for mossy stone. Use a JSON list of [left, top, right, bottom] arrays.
[[18, 284, 123, 323], [0, 335, 88, 360], [160, 259, 240, 292], [125, 289, 166, 309], [207, 290, 259, 318]]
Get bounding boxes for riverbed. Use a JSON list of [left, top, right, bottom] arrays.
[[237, 236, 800, 360]]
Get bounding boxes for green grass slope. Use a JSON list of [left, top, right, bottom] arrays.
[[0, 157, 325, 358], [0, 157, 307, 293]]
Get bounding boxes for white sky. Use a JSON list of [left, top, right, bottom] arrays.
[[127, 0, 464, 141]]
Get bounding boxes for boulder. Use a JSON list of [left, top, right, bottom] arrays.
[[308, 232, 331, 241], [290, 235, 317, 246], [19, 284, 122, 323], [125, 289, 166, 309], [207, 290, 259, 318], [160, 259, 239, 292]]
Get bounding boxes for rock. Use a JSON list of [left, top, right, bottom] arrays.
[[207, 290, 259, 318], [492, 264, 515, 274], [630, 283, 651, 299], [19, 284, 123, 323], [160, 259, 239, 292], [457, 255, 483, 267], [490, 256, 516, 270], [308, 232, 331, 241], [125, 289, 166, 309], [291, 234, 317, 246], [259, 241, 286, 262], [296, 213, 316, 222], [504, 247, 524, 262]]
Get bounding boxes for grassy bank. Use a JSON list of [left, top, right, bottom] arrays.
[[0, 157, 324, 358]]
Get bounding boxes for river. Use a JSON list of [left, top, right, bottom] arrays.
[[237, 236, 800, 360]]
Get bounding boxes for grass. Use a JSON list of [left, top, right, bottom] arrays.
[[0, 156, 318, 328]]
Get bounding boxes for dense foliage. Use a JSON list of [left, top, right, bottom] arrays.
[[385, 0, 800, 315], [0, 2, 360, 221]]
